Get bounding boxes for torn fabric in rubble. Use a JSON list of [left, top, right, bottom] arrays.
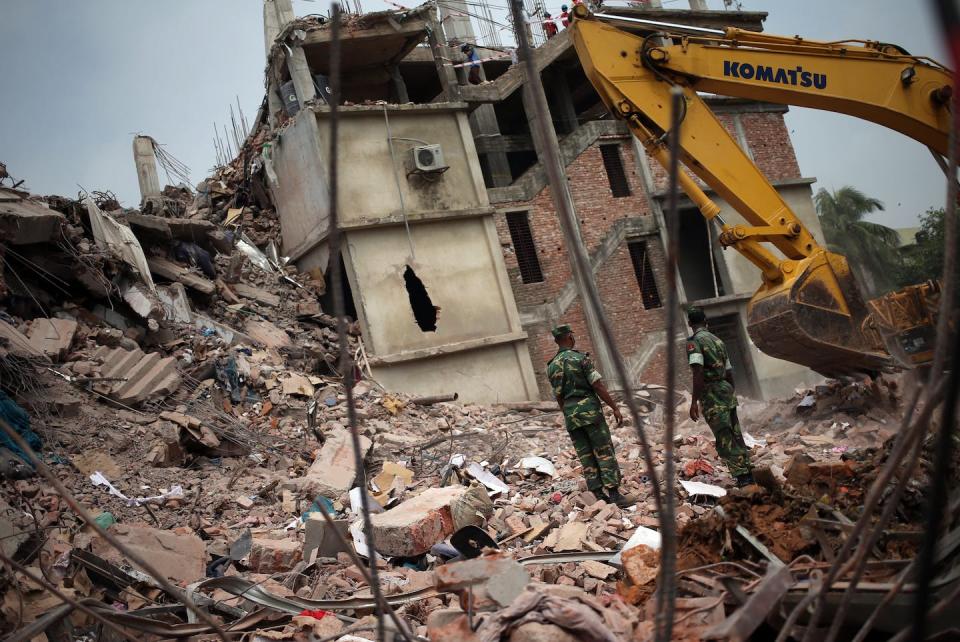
[[475, 584, 619, 642]]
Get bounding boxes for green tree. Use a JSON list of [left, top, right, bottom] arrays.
[[896, 207, 948, 287], [814, 186, 902, 294]]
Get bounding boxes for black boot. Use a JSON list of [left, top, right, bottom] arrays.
[[605, 487, 635, 508], [735, 472, 756, 488]]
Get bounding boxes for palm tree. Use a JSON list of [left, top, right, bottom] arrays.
[[814, 186, 902, 295]]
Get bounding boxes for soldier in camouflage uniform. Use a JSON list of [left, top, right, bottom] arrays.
[[686, 307, 755, 487], [547, 324, 635, 508]]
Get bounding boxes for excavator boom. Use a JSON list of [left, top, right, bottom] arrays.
[[568, 8, 952, 377]]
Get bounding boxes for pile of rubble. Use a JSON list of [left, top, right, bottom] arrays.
[[0, 166, 945, 640]]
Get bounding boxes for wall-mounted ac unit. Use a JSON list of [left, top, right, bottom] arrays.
[[412, 144, 448, 173]]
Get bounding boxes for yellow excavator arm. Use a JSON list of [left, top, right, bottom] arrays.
[[568, 7, 952, 376]]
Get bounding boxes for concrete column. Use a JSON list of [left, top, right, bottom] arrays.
[[389, 65, 410, 104], [547, 69, 578, 135], [469, 106, 513, 187], [132, 136, 161, 201], [688, 0, 708, 9], [263, 2, 284, 128], [263, 0, 281, 58], [439, 0, 475, 44], [275, 0, 317, 106], [427, 20, 461, 101]]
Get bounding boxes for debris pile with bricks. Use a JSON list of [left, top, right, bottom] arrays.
[[0, 167, 946, 641]]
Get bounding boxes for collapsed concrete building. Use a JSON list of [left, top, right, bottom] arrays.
[[256, 0, 827, 402]]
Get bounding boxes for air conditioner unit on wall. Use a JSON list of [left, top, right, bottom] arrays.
[[412, 144, 448, 173]]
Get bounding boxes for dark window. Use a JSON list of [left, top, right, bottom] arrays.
[[505, 211, 544, 284], [628, 241, 662, 309], [600, 143, 631, 197]]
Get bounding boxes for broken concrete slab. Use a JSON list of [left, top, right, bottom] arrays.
[[248, 537, 302, 573], [26, 318, 77, 361], [553, 521, 589, 552], [285, 428, 372, 498], [91, 345, 182, 406], [120, 280, 163, 321], [233, 283, 280, 307], [90, 524, 205, 584], [370, 485, 469, 557], [0, 499, 28, 559], [126, 212, 215, 243], [245, 319, 292, 349], [0, 196, 64, 244], [147, 256, 215, 295], [157, 283, 193, 323], [0, 319, 48, 360], [85, 196, 156, 290], [303, 514, 350, 561]]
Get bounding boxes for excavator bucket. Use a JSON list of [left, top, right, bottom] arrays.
[[747, 250, 894, 377]]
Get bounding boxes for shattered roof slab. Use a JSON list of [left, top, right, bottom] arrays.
[[299, 4, 434, 75]]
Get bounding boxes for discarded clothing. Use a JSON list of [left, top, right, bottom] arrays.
[[0, 390, 41, 466], [476, 585, 619, 642], [173, 241, 216, 279]]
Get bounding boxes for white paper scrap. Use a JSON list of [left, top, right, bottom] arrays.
[[679, 480, 727, 498], [466, 462, 510, 496], [516, 456, 557, 478], [743, 432, 767, 448]]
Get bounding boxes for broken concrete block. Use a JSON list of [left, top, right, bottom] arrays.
[[434, 553, 530, 609], [233, 283, 280, 307], [285, 428, 372, 499], [157, 283, 193, 323], [245, 319, 292, 349], [370, 485, 469, 557], [0, 319, 47, 360], [248, 537, 302, 573], [0, 499, 28, 559], [303, 514, 350, 561], [581, 559, 616, 580], [0, 197, 64, 244], [26, 318, 77, 361], [91, 345, 182, 406], [147, 256, 215, 295], [91, 524, 205, 584], [426, 609, 479, 642], [554, 521, 589, 552]]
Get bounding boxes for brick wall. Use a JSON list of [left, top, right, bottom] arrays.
[[492, 107, 803, 398]]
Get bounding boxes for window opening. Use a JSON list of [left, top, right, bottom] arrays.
[[403, 265, 438, 332], [505, 211, 544, 284], [628, 241, 663, 309], [600, 143, 631, 197]]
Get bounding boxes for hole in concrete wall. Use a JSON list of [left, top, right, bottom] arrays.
[[403, 266, 438, 332]]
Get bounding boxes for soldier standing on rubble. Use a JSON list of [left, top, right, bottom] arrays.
[[547, 324, 634, 508], [686, 306, 755, 487]]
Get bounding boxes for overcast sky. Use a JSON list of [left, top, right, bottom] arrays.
[[0, 0, 950, 229]]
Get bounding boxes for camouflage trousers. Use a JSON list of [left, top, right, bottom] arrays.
[[702, 381, 752, 477], [567, 420, 622, 492]]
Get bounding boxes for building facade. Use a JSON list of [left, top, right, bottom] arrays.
[[260, 0, 826, 401]]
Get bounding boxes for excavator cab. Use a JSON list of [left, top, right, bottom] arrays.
[[567, 7, 950, 377]]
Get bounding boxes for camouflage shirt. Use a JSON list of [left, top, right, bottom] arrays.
[[687, 328, 732, 383], [547, 349, 604, 428]]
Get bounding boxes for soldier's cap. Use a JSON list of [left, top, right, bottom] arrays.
[[551, 323, 573, 339], [686, 306, 706, 325]]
